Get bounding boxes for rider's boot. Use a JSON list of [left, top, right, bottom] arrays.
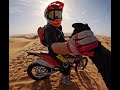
[[60, 62, 72, 85], [61, 74, 72, 85]]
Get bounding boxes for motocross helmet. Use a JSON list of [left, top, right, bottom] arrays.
[[44, 1, 64, 27]]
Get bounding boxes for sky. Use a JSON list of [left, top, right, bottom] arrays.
[[9, 0, 111, 36]]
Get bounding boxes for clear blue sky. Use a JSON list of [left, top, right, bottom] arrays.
[[9, 0, 111, 36]]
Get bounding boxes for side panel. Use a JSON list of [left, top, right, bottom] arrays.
[[38, 54, 61, 67], [34, 58, 54, 68]]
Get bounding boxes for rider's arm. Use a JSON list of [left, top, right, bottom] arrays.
[[45, 26, 98, 56], [52, 30, 99, 56], [51, 42, 70, 54]]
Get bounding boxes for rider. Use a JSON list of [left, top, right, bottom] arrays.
[[43, 1, 72, 85], [42, 1, 111, 89]]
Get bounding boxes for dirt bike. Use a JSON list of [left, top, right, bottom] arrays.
[[26, 51, 88, 80]]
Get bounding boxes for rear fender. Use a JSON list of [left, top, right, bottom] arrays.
[[33, 58, 55, 68], [38, 54, 61, 67]]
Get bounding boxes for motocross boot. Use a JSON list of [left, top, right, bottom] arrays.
[[61, 74, 72, 86]]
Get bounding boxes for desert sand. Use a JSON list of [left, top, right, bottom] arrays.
[[9, 34, 111, 90]]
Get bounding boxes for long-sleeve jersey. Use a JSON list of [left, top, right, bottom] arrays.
[[44, 23, 65, 55]]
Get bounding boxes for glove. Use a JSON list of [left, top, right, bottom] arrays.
[[67, 30, 98, 57]]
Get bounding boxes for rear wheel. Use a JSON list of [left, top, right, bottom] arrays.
[[75, 57, 88, 72], [27, 63, 51, 80]]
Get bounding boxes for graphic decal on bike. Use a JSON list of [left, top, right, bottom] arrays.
[[56, 54, 68, 63]]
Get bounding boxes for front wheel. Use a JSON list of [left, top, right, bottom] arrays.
[[75, 57, 88, 72], [27, 63, 51, 80]]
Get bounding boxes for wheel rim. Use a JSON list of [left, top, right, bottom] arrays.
[[31, 66, 50, 79]]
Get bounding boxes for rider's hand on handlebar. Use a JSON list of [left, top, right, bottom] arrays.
[[67, 30, 98, 57]]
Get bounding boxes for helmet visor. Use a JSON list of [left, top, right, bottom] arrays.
[[47, 10, 62, 20]]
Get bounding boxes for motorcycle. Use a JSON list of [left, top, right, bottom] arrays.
[[26, 51, 88, 80]]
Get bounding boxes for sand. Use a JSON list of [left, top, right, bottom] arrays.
[[9, 34, 111, 90]]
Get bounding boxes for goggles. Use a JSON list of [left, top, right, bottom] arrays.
[[47, 10, 62, 20]]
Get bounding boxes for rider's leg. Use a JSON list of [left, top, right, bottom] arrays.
[[48, 50, 73, 86], [60, 63, 72, 85]]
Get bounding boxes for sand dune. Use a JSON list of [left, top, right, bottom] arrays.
[[9, 34, 111, 90], [9, 37, 37, 58]]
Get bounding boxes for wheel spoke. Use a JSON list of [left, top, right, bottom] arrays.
[[31, 66, 50, 79]]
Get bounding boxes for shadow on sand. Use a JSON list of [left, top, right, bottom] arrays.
[[31, 70, 101, 90], [59, 81, 80, 90], [31, 78, 81, 90], [31, 78, 52, 90], [31, 78, 80, 90], [76, 70, 101, 90]]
